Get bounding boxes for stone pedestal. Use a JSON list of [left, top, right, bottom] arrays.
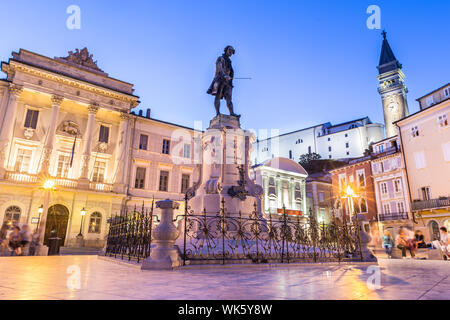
[[75, 235, 85, 247], [141, 199, 182, 270], [189, 114, 263, 217], [353, 214, 377, 262]]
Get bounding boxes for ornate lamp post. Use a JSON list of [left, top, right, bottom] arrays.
[[76, 207, 87, 247], [37, 179, 55, 255], [78, 207, 86, 236]]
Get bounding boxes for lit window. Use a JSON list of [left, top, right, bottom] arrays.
[[99, 125, 110, 143], [438, 114, 448, 128], [411, 126, 419, 138], [3, 206, 21, 226], [162, 139, 170, 155], [357, 171, 365, 187], [318, 192, 324, 202], [92, 161, 106, 183], [135, 167, 146, 189], [159, 171, 169, 192], [24, 109, 39, 129], [56, 154, 71, 178], [139, 134, 148, 150], [88, 212, 102, 233], [360, 198, 367, 213], [14, 148, 32, 173]]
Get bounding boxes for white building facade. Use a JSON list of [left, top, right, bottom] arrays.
[[252, 158, 308, 219], [252, 117, 384, 164]]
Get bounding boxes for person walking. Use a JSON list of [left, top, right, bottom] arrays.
[[8, 226, 22, 256], [381, 230, 394, 258], [0, 223, 10, 256]]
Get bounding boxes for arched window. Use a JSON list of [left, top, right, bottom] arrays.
[[429, 220, 440, 241], [88, 212, 102, 233], [3, 206, 21, 226]]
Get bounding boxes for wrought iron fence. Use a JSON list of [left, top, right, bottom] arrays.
[[105, 201, 155, 263], [104, 196, 364, 265], [180, 197, 364, 265]]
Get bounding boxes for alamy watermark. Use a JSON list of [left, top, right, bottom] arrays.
[[66, 5, 81, 30], [366, 5, 381, 30]]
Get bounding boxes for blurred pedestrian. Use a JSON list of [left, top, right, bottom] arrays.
[[396, 229, 415, 258], [20, 224, 32, 256], [382, 229, 394, 258], [0, 223, 10, 256], [432, 227, 450, 260], [9, 226, 22, 256]]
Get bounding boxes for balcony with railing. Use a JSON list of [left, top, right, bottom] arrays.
[[3, 171, 114, 193], [378, 212, 409, 221], [412, 198, 450, 211]]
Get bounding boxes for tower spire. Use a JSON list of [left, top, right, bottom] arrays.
[[377, 30, 402, 74]]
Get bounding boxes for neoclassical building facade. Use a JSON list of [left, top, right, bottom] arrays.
[[0, 48, 197, 247]]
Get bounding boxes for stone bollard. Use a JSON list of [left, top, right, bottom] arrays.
[[352, 214, 378, 262], [141, 199, 182, 270]]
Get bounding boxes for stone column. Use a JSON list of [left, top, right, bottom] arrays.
[[0, 84, 23, 178], [113, 112, 130, 193], [141, 199, 182, 270], [79, 103, 98, 183], [40, 95, 64, 174]]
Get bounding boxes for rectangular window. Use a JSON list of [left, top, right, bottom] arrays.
[[92, 161, 106, 183], [421, 187, 431, 200], [56, 154, 71, 178], [289, 150, 292, 159], [346, 142, 349, 148], [445, 88, 450, 97], [414, 151, 426, 169], [99, 125, 110, 143], [360, 198, 367, 213], [394, 179, 402, 193], [134, 167, 146, 189], [318, 192, 324, 202], [181, 174, 190, 194], [383, 204, 391, 214], [426, 96, 434, 107], [139, 134, 148, 150], [24, 109, 39, 129], [397, 202, 405, 213], [159, 170, 169, 191], [411, 126, 419, 138], [380, 182, 388, 195], [183, 144, 191, 158], [438, 114, 448, 128], [14, 148, 32, 173], [328, 146, 332, 152], [443, 142, 450, 162], [357, 170, 365, 187], [162, 139, 170, 155]]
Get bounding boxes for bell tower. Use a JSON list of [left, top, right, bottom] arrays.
[[377, 31, 409, 138]]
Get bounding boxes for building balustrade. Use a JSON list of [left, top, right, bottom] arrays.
[[378, 212, 409, 221], [412, 198, 450, 211], [3, 170, 113, 192]]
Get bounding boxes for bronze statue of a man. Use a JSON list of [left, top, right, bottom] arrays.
[[207, 46, 239, 117]]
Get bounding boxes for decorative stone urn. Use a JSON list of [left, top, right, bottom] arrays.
[[352, 214, 377, 262], [141, 199, 182, 270]]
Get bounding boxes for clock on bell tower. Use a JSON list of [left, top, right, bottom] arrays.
[[377, 31, 409, 138]]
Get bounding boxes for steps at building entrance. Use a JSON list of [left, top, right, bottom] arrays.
[[59, 247, 102, 256]]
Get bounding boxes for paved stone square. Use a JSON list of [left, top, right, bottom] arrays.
[[0, 255, 449, 300]]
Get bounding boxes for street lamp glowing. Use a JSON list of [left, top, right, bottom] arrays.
[[80, 207, 86, 216], [43, 179, 55, 190], [38, 205, 44, 214], [345, 185, 355, 198]]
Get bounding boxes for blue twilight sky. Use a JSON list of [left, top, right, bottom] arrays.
[[1, 0, 449, 133]]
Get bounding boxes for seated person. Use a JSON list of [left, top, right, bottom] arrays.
[[415, 230, 428, 248]]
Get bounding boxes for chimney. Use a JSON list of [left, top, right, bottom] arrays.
[[146, 108, 151, 118], [138, 110, 143, 116]]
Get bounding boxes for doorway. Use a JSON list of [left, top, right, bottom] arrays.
[[44, 204, 70, 246]]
